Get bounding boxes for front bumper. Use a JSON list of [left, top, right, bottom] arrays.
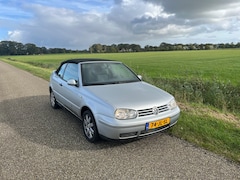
[[96, 107, 180, 140]]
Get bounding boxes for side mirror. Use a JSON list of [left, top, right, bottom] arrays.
[[67, 79, 78, 86], [137, 75, 142, 80]]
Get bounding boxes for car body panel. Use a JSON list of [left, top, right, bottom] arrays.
[[85, 81, 173, 109]]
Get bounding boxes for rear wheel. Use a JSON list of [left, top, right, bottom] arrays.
[[82, 110, 99, 143], [50, 90, 59, 109]]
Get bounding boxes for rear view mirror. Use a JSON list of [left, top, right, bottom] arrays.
[[137, 75, 142, 80], [67, 79, 78, 86]]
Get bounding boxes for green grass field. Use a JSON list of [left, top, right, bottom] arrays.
[[3, 49, 240, 84], [1, 49, 240, 163]]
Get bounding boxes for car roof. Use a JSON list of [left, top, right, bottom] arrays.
[[61, 58, 116, 64], [56, 58, 118, 73]]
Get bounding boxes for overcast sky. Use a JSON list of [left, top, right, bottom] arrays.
[[0, 0, 240, 50]]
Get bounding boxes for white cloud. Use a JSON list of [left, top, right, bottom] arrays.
[[8, 30, 23, 41], [149, 24, 193, 36]]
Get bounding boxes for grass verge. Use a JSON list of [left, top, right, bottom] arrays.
[[1, 59, 53, 80], [168, 103, 240, 163]]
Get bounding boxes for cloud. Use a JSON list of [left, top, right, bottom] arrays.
[[145, 0, 239, 17], [145, 0, 240, 31], [3, 0, 240, 49], [8, 4, 107, 49]]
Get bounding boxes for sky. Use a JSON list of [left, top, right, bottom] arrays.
[[0, 0, 240, 50]]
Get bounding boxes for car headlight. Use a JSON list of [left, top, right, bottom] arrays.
[[115, 108, 138, 120], [168, 99, 177, 110]]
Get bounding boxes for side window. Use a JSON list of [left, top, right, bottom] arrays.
[[58, 63, 67, 78], [63, 63, 79, 82]]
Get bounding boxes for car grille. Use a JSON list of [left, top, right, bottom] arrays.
[[137, 105, 169, 117]]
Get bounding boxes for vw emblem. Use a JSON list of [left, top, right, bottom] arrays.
[[152, 106, 159, 115]]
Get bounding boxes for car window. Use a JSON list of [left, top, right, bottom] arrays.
[[81, 62, 140, 86], [62, 63, 79, 82], [57, 63, 67, 78]]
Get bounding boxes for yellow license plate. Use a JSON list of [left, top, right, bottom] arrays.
[[146, 118, 170, 130]]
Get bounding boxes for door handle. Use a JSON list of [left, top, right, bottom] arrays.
[[59, 83, 63, 86]]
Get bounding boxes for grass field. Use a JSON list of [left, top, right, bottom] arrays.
[[1, 49, 240, 163], [3, 49, 240, 84]]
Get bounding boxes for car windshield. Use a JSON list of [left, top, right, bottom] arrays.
[[81, 62, 141, 86]]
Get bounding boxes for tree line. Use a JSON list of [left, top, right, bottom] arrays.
[[90, 42, 240, 53], [0, 40, 239, 55], [0, 41, 87, 55]]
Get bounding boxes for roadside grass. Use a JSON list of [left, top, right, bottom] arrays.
[[168, 103, 240, 162], [1, 50, 240, 163], [151, 77, 240, 113], [2, 59, 53, 80]]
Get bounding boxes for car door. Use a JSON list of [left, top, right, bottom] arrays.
[[60, 63, 82, 115], [51, 63, 67, 104]]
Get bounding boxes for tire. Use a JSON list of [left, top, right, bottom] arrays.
[[50, 90, 59, 109], [82, 110, 99, 143]]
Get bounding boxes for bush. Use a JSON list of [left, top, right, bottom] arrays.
[[151, 77, 240, 112]]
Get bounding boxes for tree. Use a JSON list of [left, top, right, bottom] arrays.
[[15, 42, 26, 55], [25, 43, 38, 54], [0, 41, 10, 55], [90, 44, 103, 53]]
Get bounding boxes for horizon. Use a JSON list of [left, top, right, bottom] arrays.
[[1, 0, 240, 50]]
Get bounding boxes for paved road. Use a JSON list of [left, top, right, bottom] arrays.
[[0, 61, 239, 179]]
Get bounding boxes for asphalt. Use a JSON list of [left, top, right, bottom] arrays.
[[0, 61, 239, 179]]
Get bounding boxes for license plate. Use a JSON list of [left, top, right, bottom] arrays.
[[146, 117, 170, 130]]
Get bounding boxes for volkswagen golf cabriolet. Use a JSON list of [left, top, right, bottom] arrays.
[[49, 59, 180, 142]]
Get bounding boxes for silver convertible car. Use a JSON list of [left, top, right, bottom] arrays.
[[49, 59, 180, 142]]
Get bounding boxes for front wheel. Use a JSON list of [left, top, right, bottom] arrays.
[[82, 110, 99, 143]]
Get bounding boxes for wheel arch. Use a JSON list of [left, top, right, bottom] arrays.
[[81, 106, 92, 118]]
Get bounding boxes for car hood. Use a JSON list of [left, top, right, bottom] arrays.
[[84, 82, 173, 109]]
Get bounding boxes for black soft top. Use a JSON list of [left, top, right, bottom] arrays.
[[61, 58, 115, 64], [56, 58, 116, 73]]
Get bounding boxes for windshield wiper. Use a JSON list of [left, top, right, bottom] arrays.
[[84, 80, 139, 86], [84, 82, 113, 86]]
